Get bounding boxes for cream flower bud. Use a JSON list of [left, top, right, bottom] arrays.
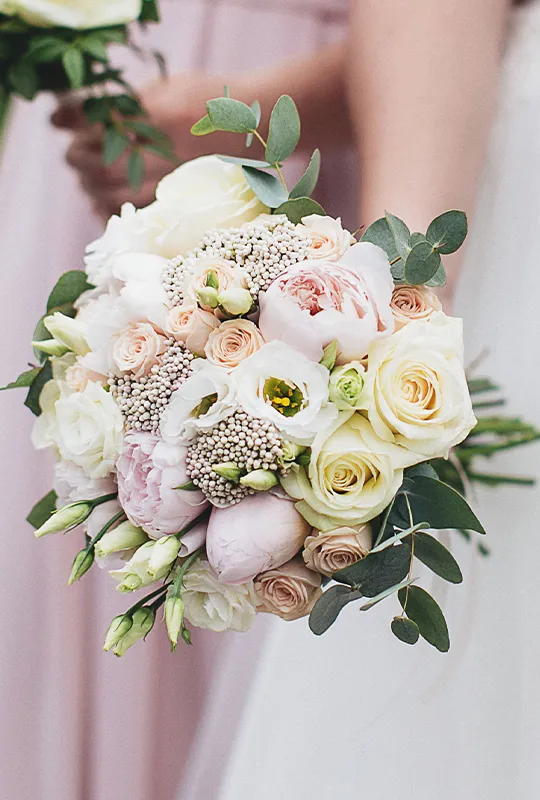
[[147, 536, 181, 578], [44, 312, 90, 356], [281, 442, 306, 462], [68, 548, 94, 585], [35, 500, 93, 538], [218, 288, 253, 316], [110, 541, 170, 592], [212, 462, 243, 482], [329, 362, 366, 411], [95, 521, 148, 559], [103, 614, 133, 652], [113, 608, 155, 657], [32, 339, 69, 357], [164, 593, 185, 650], [239, 469, 278, 491], [196, 287, 220, 309]]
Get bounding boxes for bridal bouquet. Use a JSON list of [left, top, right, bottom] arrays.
[[4, 92, 497, 655], [0, 0, 171, 184]]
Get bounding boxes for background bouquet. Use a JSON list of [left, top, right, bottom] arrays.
[[0, 0, 171, 185], [5, 92, 531, 656]]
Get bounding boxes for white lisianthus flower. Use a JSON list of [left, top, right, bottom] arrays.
[[295, 215, 355, 262], [109, 541, 173, 593], [182, 559, 258, 633], [362, 313, 476, 458], [143, 156, 269, 258], [161, 360, 239, 444], [31, 379, 63, 452], [52, 381, 124, 478], [281, 413, 414, 531], [0, 0, 142, 29], [233, 341, 338, 445]]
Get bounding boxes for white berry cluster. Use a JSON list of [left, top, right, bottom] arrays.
[[110, 340, 195, 434], [185, 410, 285, 507], [162, 216, 310, 306]]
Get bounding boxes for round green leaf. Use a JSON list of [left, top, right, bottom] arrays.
[[413, 532, 463, 584], [290, 149, 321, 199], [274, 196, 325, 224], [404, 241, 442, 285], [242, 167, 288, 208], [426, 210, 468, 255], [191, 115, 216, 136], [207, 98, 257, 133], [385, 212, 411, 260], [47, 270, 92, 312], [309, 585, 361, 635], [334, 544, 411, 597], [398, 586, 450, 652], [391, 615, 420, 645], [265, 95, 301, 164], [360, 218, 400, 264]]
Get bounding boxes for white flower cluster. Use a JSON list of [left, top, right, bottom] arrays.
[[33, 155, 476, 645]]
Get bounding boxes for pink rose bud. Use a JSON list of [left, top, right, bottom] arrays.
[[206, 492, 311, 585]]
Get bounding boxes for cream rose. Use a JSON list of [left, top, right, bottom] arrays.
[[281, 413, 413, 531], [303, 524, 372, 576], [182, 559, 258, 633], [165, 304, 220, 355], [296, 215, 354, 261], [145, 156, 268, 258], [111, 321, 166, 378], [362, 313, 476, 458], [0, 0, 142, 28], [184, 256, 247, 310], [65, 361, 107, 391], [254, 557, 322, 621], [390, 284, 442, 330], [204, 319, 265, 370]]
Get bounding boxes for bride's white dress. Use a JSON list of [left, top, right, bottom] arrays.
[[181, 4, 540, 798]]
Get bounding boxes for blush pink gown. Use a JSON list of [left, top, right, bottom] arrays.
[[0, 1, 351, 799]]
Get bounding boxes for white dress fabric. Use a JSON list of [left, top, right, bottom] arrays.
[[181, 4, 540, 799]]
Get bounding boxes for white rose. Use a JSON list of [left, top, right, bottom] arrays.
[[295, 215, 354, 261], [281, 412, 413, 531], [0, 0, 142, 28], [31, 379, 62, 452], [182, 559, 258, 633], [362, 313, 476, 458], [144, 156, 268, 258], [53, 381, 124, 478], [161, 360, 238, 444], [233, 341, 338, 445]]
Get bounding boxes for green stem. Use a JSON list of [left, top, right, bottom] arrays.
[[87, 510, 126, 551], [171, 547, 204, 597], [90, 492, 118, 508], [125, 583, 170, 617]]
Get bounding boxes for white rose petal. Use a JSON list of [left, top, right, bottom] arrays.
[[182, 559, 257, 633]]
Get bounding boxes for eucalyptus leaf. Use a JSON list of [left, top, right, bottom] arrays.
[[391, 615, 420, 645], [127, 149, 144, 190], [397, 475, 485, 534], [47, 270, 92, 312], [360, 217, 399, 263], [426, 210, 468, 255], [1, 367, 40, 391], [274, 197, 325, 224], [218, 156, 274, 169], [370, 522, 429, 554], [242, 167, 288, 208], [245, 100, 261, 147], [409, 232, 427, 246], [360, 578, 416, 611], [412, 532, 463, 584], [309, 585, 362, 635], [191, 115, 216, 136], [26, 490, 58, 529], [207, 97, 257, 133], [265, 95, 301, 164], [385, 212, 411, 260], [399, 586, 450, 652], [24, 360, 52, 417], [405, 462, 439, 481], [426, 261, 447, 287], [290, 149, 321, 199], [403, 241, 442, 284], [103, 127, 129, 165], [62, 47, 85, 89], [333, 544, 411, 597]]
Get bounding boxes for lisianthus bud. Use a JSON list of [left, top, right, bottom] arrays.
[[240, 469, 278, 491], [218, 288, 253, 316], [164, 593, 185, 650], [44, 312, 90, 356], [319, 340, 338, 371], [95, 521, 148, 559], [32, 339, 70, 357], [212, 462, 243, 482], [103, 614, 133, 652], [206, 270, 220, 290], [329, 361, 366, 410], [68, 548, 95, 585], [148, 536, 181, 578], [113, 607, 155, 657], [110, 541, 172, 592], [35, 501, 93, 538], [196, 286, 220, 309], [281, 442, 306, 463]]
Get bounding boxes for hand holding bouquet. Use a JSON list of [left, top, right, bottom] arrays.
[[5, 90, 531, 656]]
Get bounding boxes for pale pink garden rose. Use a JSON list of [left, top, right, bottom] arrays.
[[303, 524, 372, 576], [111, 321, 167, 378], [254, 556, 323, 621], [390, 284, 442, 330], [204, 319, 265, 370], [116, 432, 207, 538], [66, 361, 107, 391], [258, 242, 394, 364], [206, 492, 311, 585], [165, 304, 220, 355], [184, 256, 247, 311], [295, 214, 354, 262]]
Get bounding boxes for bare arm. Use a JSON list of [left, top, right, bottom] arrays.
[[348, 0, 510, 296]]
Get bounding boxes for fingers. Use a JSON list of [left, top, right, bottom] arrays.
[[51, 99, 87, 131]]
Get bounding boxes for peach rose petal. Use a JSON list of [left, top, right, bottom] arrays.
[[204, 319, 265, 370], [254, 556, 322, 621]]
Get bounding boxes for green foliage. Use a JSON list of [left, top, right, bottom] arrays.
[[191, 114, 216, 136], [391, 615, 420, 645], [290, 149, 321, 199], [26, 490, 58, 529], [385, 212, 410, 260], [395, 474, 485, 534], [265, 95, 301, 164], [412, 532, 463, 584], [127, 149, 144, 190], [103, 127, 130, 165], [207, 97, 258, 133], [219, 156, 274, 169], [24, 360, 52, 417], [1, 367, 40, 391], [403, 241, 442, 285], [399, 586, 450, 652], [274, 196, 325, 224], [242, 166, 288, 208], [333, 544, 411, 597], [309, 585, 362, 635], [426, 210, 468, 255], [62, 47, 85, 89], [360, 217, 400, 263], [140, 0, 160, 22], [47, 270, 92, 312], [245, 100, 261, 147]]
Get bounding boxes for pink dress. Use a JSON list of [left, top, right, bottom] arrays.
[[0, 2, 350, 799]]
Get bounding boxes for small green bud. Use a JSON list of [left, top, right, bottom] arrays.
[[68, 548, 94, 585], [320, 340, 339, 371], [206, 270, 220, 290], [164, 594, 185, 650], [196, 286, 220, 309], [103, 614, 133, 651], [148, 536, 181, 578], [212, 462, 243, 482], [240, 469, 278, 491], [95, 521, 148, 559], [281, 442, 307, 462], [117, 573, 143, 593], [113, 608, 155, 657], [181, 627, 192, 646], [35, 500, 93, 538], [329, 361, 366, 410], [44, 312, 90, 356], [296, 448, 312, 466], [218, 287, 253, 316], [32, 339, 69, 357]]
